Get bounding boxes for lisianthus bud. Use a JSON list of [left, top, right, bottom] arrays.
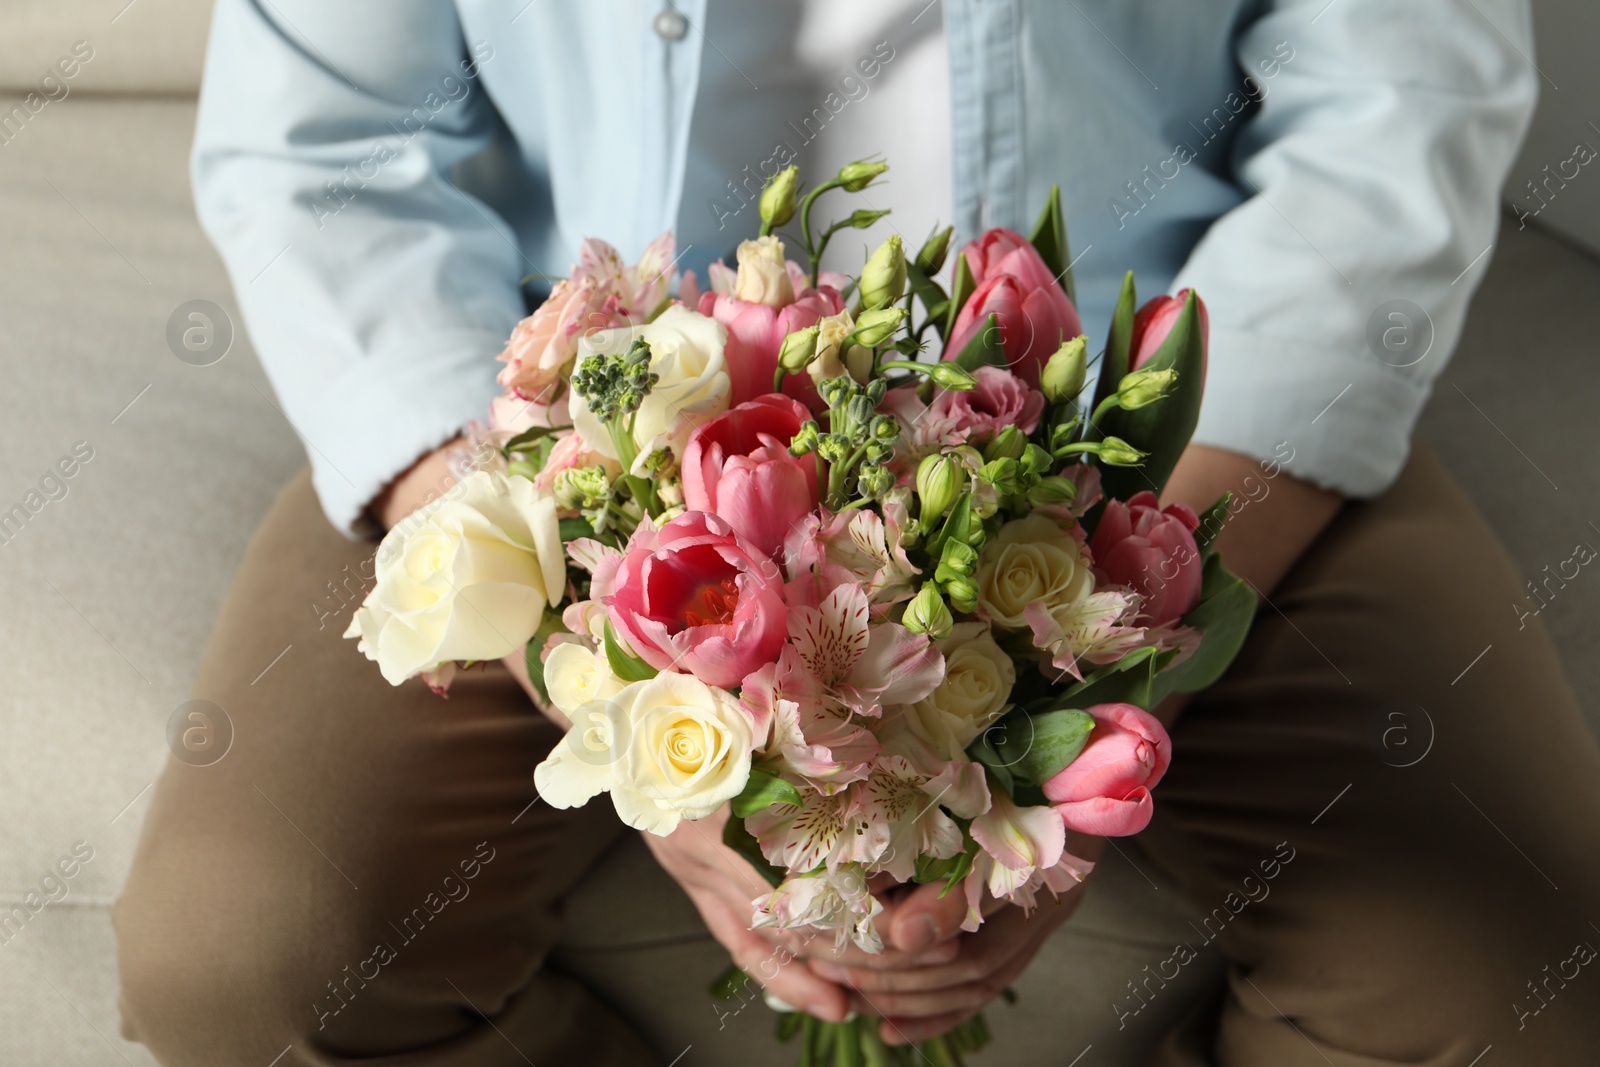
[[838, 159, 888, 192], [733, 236, 795, 307], [916, 225, 954, 276], [778, 324, 821, 373], [759, 166, 800, 229], [1041, 336, 1088, 403], [844, 208, 892, 230], [1096, 436, 1147, 466], [936, 540, 978, 581], [859, 235, 907, 310], [917, 453, 963, 528], [1027, 475, 1077, 507], [984, 426, 1027, 462], [852, 306, 907, 348], [903, 585, 954, 640], [925, 362, 976, 391], [1115, 367, 1178, 410]]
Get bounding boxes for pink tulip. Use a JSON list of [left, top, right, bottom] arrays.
[[699, 286, 845, 410], [944, 232, 1081, 389], [1089, 491, 1203, 625], [1043, 703, 1171, 837], [682, 395, 821, 561], [601, 511, 787, 688], [1129, 289, 1210, 379]]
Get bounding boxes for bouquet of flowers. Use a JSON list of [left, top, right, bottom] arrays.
[[347, 157, 1254, 1065]]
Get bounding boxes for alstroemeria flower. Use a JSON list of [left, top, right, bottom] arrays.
[[751, 865, 884, 954], [963, 791, 1094, 931], [785, 581, 944, 718]]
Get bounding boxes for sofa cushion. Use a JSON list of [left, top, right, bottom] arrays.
[[0, 0, 211, 98]]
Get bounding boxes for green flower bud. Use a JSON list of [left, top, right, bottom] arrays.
[[837, 159, 889, 192], [759, 165, 800, 229], [1096, 436, 1148, 467], [916, 453, 963, 530], [844, 208, 892, 230], [554, 465, 611, 510], [926, 362, 976, 391], [915, 225, 954, 276], [859, 235, 907, 310], [935, 539, 978, 582], [1040, 336, 1088, 403], [856, 464, 894, 501], [943, 575, 979, 613], [778, 324, 821, 373], [1020, 443, 1054, 476], [1027, 475, 1078, 507], [977, 458, 1024, 496], [984, 426, 1027, 462], [902, 585, 954, 640], [816, 434, 852, 464], [788, 419, 821, 456], [1116, 367, 1178, 410], [852, 306, 907, 348]]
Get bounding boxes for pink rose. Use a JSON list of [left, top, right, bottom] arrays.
[[699, 286, 845, 410], [927, 364, 1046, 441], [600, 511, 787, 688], [1042, 703, 1171, 837], [1090, 491, 1202, 625], [1130, 289, 1210, 379], [944, 233, 1082, 389], [682, 395, 821, 560]]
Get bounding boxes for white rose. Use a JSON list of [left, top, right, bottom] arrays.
[[345, 471, 565, 686], [732, 235, 795, 307], [975, 514, 1096, 630], [570, 304, 731, 468], [903, 623, 1016, 758], [543, 642, 624, 718], [533, 671, 753, 836]]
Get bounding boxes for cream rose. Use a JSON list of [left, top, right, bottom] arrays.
[[346, 471, 565, 686], [570, 304, 731, 467], [976, 514, 1096, 630], [732, 235, 795, 307], [534, 671, 754, 836], [543, 642, 625, 718], [903, 623, 1016, 758]]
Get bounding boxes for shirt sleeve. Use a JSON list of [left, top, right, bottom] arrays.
[[192, 0, 525, 536], [1174, 0, 1538, 497]]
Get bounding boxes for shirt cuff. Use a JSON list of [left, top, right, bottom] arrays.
[[1190, 327, 1432, 499], [300, 330, 507, 538]]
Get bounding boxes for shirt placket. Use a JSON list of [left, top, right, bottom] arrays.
[[945, 0, 1024, 241]]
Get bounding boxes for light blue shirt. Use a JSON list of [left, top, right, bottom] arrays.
[[191, 0, 1537, 535]]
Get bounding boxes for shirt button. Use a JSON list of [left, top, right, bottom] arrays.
[[653, 9, 689, 40]]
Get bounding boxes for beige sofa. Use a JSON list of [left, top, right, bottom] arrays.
[[2, 2, 1597, 1065]]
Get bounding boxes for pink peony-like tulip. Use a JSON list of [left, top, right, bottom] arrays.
[[682, 395, 821, 560], [944, 232, 1082, 389], [1090, 491, 1203, 625], [1129, 289, 1210, 379], [698, 286, 845, 410], [599, 511, 787, 688], [1043, 703, 1171, 837]]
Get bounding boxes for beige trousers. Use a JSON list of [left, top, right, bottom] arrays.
[[112, 445, 1600, 1065]]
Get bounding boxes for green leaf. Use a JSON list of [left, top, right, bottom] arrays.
[[952, 313, 1005, 373], [503, 425, 558, 455], [722, 815, 785, 887], [1028, 184, 1073, 302], [776, 1011, 803, 1042], [965, 731, 1015, 797], [993, 708, 1096, 784], [557, 516, 595, 543], [521, 614, 570, 705], [906, 261, 949, 315], [730, 768, 804, 818], [943, 253, 977, 341], [1098, 289, 1206, 500], [1193, 491, 1231, 552], [603, 621, 658, 682], [1090, 271, 1138, 418], [1151, 553, 1257, 703], [708, 963, 751, 1001]]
